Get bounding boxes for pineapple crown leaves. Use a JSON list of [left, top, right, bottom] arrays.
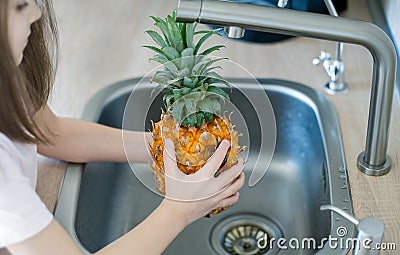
[[169, 89, 228, 127], [144, 10, 225, 59], [144, 10, 231, 127]]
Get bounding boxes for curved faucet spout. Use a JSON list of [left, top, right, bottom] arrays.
[[177, 0, 397, 175]]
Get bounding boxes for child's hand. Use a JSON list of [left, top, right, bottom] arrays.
[[161, 139, 245, 226]]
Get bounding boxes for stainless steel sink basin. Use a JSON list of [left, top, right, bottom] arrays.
[[55, 78, 354, 255]]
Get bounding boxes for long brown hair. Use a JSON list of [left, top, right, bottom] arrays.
[[0, 0, 58, 144]]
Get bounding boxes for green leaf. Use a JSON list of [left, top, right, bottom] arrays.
[[204, 71, 224, 81], [194, 55, 205, 65], [202, 66, 223, 75], [180, 48, 194, 70], [150, 84, 164, 98], [181, 58, 195, 73], [197, 98, 214, 113], [163, 94, 175, 109], [151, 76, 169, 85], [173, 88, 183, 100], [149, 56, 169, 65], [177, 67, 190, 78], [197, 98, 221, 116], [207, 76, 231, 88], [161, 47, 180, 60], [166, 15, 183, 53], [183, 77, 197, 88], [182, 118, 189, 126], [193, 76, 209, 89], [195, 112, 205, 127], [200, 67, 224, 77], [165, 77, 182, 87], [194, 27, 222, 36], [192, 57, 226, 75], [192, 59, 211, 75], [181, 47, 194, 58], [199, 45, 225, 56], [184, 96, 197, 115], [172, 9, 177, 20], [194, 30, 210, 35], [150, 16, 166, 25], [194, 30, 217, 55], [162, 61, 179, 75], [203, 58, 227, 70], [207, 86, 230, 100], [186, 114, 196, 127], [145, 30, 167, 48], [172, 101, 184, 122], [204, 112, 214, 122], [153, 70, 174, 80], [181, 23, 187, 48], [182, 87, 191, 95], [150, 16, 172, 47], [186, 23, 196, 48], [143, 45, 166, 57], [210, 98, 222, 115], [171, 59, 182, 70]]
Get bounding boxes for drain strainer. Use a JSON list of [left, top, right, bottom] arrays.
[[210, 214, 282, 255]]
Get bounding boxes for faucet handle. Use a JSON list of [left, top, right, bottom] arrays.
[[312, 51, 331, 65], [321, 204, 384, 255]]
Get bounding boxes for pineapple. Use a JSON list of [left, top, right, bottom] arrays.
[[145, 11, 243, 215]]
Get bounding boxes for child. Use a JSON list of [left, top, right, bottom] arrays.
[[0, 0, 245, 254]]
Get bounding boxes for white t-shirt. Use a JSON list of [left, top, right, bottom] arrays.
[[0, 132, 53, 247]]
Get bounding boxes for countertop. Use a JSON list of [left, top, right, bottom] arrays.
[[2, 0, 399, 254]]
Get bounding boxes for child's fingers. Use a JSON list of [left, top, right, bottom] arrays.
[[216, 192, 240, 209], [197, 140, 231, 178], [214, 158, 244, 190], [217, 171, 245, 199]]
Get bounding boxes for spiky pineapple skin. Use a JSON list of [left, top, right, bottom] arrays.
[[150, 112, 241, 215]]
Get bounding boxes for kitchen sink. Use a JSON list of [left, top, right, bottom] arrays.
[[55, 78, 354, 255]]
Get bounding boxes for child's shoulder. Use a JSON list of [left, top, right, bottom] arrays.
[[0, 131, 37, 181], [0, 131, 33, 157]]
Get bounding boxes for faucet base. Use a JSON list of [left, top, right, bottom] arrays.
[[324, 82, 349, 95], [357, 152, 392, 176]]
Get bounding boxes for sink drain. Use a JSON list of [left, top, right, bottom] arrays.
[[210, 214, 282, 255]]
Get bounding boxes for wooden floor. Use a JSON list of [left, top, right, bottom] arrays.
[[1, 0, 399, 254]]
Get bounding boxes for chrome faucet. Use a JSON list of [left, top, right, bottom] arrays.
[[176, 0, 397, 176], [313, 50, 348, 94], [313, 0, 349, 94], [224, 0, 288, 39], [321, 204, 384, 255]]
